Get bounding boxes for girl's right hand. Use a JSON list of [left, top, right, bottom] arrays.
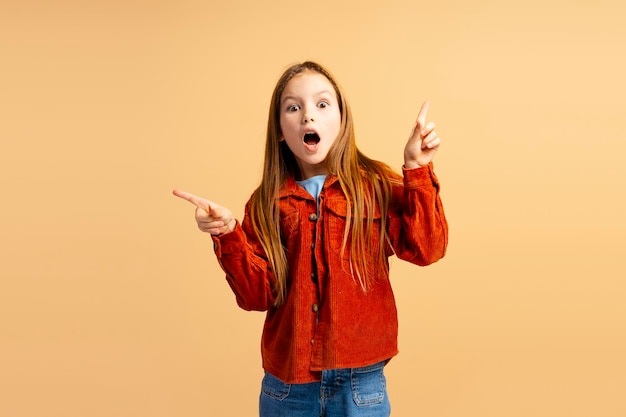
[[172, 189, 236, 235]]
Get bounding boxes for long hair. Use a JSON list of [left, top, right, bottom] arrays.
[[249, 61, 400, 306]]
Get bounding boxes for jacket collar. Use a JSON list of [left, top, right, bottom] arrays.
[[278, 174, 341, 200]]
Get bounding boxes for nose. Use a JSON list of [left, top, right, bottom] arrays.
[[303, 111, 315, 123]]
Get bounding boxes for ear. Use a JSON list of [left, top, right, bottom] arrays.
[[279, 136, 285, 142]]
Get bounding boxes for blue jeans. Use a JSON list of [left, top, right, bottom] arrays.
[[259, 361, 391, 417]]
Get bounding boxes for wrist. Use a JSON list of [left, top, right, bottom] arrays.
[[226, 218, 237, 233], [403, 160, 425, 169]]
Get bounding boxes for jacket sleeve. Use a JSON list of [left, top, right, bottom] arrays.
[[211, 202, 276, 311], [387, 162, 449, 266]]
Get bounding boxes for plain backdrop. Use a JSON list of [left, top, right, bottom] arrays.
[[1, 0, 625, 416]]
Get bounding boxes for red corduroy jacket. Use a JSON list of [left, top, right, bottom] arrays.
[[212, 163, 448, 383]]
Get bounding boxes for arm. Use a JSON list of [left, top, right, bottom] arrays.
[[172, 190, 276, 311], [388, 164, 448, 265], [212, 204, 277, 311], [388, 101, 448, 265]]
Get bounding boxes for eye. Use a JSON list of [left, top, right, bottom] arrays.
[[286, 104, 300, 112], [318, 101, 329, 109]]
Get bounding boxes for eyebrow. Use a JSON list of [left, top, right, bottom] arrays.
[[281, 90, 335, 104]]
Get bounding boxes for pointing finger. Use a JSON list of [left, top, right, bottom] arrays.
[[416, 101, 430, 133], [172, 189, 213, 211]]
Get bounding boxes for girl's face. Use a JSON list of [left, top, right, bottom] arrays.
[[279, 71, 341, 179]]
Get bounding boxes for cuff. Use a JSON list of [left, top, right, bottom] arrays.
[[211, 220, 244, 258], [402, 162, 440, 189]]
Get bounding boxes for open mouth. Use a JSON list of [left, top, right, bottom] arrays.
[[303, 132, 320, 145]]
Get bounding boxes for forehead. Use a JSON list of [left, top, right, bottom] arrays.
[[281, 71, 336, 99]]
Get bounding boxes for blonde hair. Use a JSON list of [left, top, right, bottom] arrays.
[[249, 61, 400, 306]]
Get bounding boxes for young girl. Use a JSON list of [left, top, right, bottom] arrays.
[[173, 61, 448, 417]]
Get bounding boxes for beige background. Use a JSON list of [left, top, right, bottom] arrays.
[[2, 0, 625, 416]]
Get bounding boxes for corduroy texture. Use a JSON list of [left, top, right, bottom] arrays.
[[212, 163, 448, 383]]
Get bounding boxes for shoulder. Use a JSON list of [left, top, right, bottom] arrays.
[[359, 159, 402, 185]]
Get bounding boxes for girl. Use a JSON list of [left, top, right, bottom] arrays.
[[173, 61, 448, 417]]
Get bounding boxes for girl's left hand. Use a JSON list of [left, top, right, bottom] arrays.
[[403, 101, 441, 168]]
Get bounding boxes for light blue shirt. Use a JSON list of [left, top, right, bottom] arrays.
[[297, 175, 327, 212]]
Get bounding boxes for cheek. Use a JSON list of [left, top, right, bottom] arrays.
[[278, 116, 286, 134], [331, 113, 342, 135], [279, 115, 295, 134]]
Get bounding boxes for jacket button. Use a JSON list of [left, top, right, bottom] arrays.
[[311, 272, 317, 282], [312, 304, 319, 313], [311, 338, 315, 345], [308, 213, 318, 221]]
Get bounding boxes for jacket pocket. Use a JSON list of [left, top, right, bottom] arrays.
[[279, 209, 301, 241], [324, 197, 381, 261]]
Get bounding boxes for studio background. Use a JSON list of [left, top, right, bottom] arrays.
[[2, 0, 625, 416]]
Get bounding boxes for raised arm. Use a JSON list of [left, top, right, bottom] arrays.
[[389, 101, 448, 265]]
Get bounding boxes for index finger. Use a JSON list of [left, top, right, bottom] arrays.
[[416, 101, 430, 130], [172, 189, 212, 211]]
